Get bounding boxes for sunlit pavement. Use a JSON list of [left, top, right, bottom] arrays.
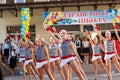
[[4, 64, 120, 80]]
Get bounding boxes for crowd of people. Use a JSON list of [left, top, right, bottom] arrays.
[[0, 23, 120, 80]]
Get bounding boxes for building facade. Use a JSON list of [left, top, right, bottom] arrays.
[[0, 4, 120, 43]]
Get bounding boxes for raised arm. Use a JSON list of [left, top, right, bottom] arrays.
[[43, 24, 62, 43], [92, 24, 106, 41], [44, 45, 50, 64], [70, 42, 83, 63], [57, 45, 62, 57], [85, 29, 94, 45], [10, 38, 20, 46], [52, 27, 63, 43], [99, 44, 105, 53], [38, 36, 51, 46], [113, 22, 120, 42], [113, 40, 118, 55], [27, 38, 35, 48]]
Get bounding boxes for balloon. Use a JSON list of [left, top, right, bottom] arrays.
[[26, 23, 30, 27], [21, 14, 25, 18], [21, 8, 25, 11], [26, 27, 29, 31], [21, 35, 25, 38], [24, 16, 28, 20], [25, 30, 29, 33], [21, 25, 26, 29], [20, 32, 24, 36], [21, 17, 25, 21], [20, 8, 31, 39], [26, 8, 29, 11], [22, 21, 26, 25]]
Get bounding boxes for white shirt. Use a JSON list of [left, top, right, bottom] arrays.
[[82, 41, 89, 48], [11, 51, 16, 56], [74, 40, 81, 48], [3, 43, 9, 49], [11, 42, 19, 50]]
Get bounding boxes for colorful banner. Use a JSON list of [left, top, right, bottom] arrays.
[[43, 9, 120, 25]]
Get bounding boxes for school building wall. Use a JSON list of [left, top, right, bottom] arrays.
[[0, 5, 120, 43]]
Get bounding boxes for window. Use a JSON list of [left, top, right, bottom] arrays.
[[83, 25, 93, 31], [54, 25, 80, 31], [7, 25, 36, 41]]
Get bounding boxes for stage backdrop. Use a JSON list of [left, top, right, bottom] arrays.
[[43, 9, 120, 25]]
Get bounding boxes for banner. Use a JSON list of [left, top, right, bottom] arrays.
[[43, 9, 120, 25]]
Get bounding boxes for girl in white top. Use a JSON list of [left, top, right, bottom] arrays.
[[41, 37, 65, 80], [67, 34, 87, 80], [113, 22, 120, 60], [85, 30, 110, 80], [82, 37, 90, 64], [44, 24, 86, 80], [9, 46, 17, 76], [93, 24, 120, 80]]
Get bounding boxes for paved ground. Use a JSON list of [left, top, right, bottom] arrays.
[[3, 64, 120, 80]]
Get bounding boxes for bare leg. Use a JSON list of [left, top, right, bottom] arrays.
[[20, 62, 26, 80], [26, 64, 32, 80], [44, 64, 55, 80], [38, 67, 44, 80], [51, 61, 56, 79], [106, 59, 112, 80], [30, 66, 39, 80], [70, 60, 84, 80], [30, 62, 40, 75], [10, 69, 14, 76], [76, 59, 87, 80], [69, 66, 72, 80], [92, 60, 98, 79], [98, 58, 110, 78], [112, 56, 120, 72], [62, 64, 69, 80], [56, 60, 65, 80]]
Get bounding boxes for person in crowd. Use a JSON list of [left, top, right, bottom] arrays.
[[0, 43, 4, 56], [44, 24, 86, 80], [10, 34, 39, 80], [8, 46, 17, 76], [85, 30, 111, 80], [93, 24, 120, 80], [82, 37, 90, 64], [3, 39, 10, 66], [40, 37, 65, 80], [34, 37, 55, 80], [113, 22, 120, 60], [74, 36, 83, 61], [67, 34, 87, 80]]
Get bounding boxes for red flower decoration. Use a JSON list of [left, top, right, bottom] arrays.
[[95, 26, 100, 30], [56, 29, 59, 33], [114, 25, 119, 29], [26, 32, 31, 39], [7, 35, 12, 39], [17, 34, 21, 40], [87, 31, 90, 35], [46, 27, 53, 32]]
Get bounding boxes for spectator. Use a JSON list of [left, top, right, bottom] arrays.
[[8, 46, 17, 76], [3, 39, 10, 65], [0, 43, 4, 56], [82, 37, 90, 64], [74, 36, 83, 61]]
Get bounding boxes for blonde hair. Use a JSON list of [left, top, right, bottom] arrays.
[[105, 31, 111, 37], [60, 30, 67, 34]]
